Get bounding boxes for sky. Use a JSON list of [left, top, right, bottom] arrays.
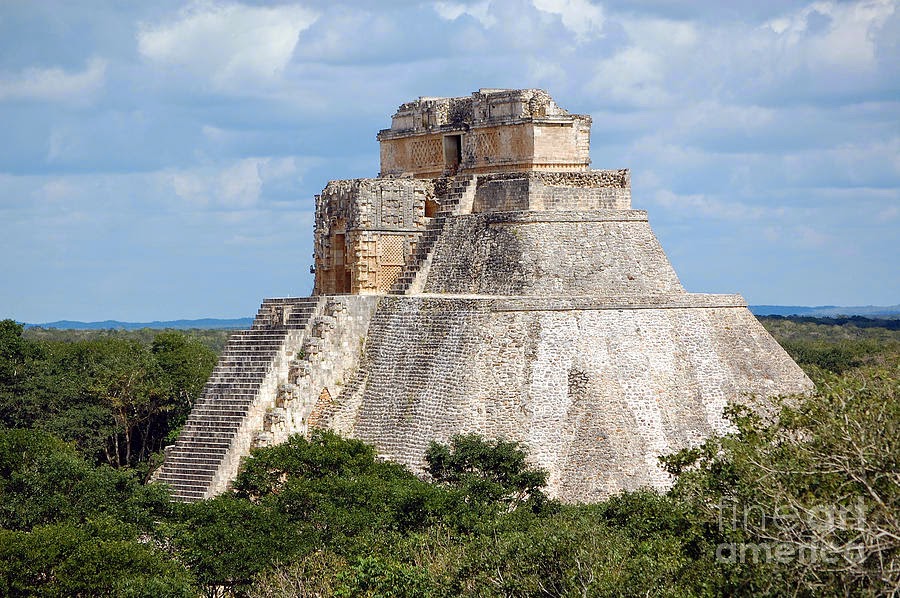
[[0, 0, 898, 322]]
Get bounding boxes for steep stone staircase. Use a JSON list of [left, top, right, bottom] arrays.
[[154, 297, 321, 501], [389, 174, 475, 295]]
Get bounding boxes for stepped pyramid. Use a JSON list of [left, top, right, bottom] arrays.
[[156, 89, 812, 502]]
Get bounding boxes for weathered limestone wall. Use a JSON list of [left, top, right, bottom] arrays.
[[165, 87, 816, 506], [322, 296, 813, 502], [267, 295, 379, 444], [473, 171, 631, 212], [422, 210, 683, 296]]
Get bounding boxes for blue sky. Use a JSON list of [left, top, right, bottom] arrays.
[[1, 0, 897, 322]]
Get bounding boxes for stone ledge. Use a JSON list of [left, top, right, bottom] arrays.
[[488, 293, 746, 311], [476, 170, 629, 189], [376, 293, 747, 311], [458, 209, 649, 224]]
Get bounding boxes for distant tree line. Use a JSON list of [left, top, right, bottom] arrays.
[[23, 325, 233, 353], [760, 314, 900, 331]]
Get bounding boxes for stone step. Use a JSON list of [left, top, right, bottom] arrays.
[[206, 373, 268, 381], [166, 455, 227, 468], [156, 470, 215, 483], [159, 474, 212, 487], [180, 423, 244, 435], [184, 409, 247, 419], [159, 482, 214, 495], [196, 390, 259, 399], [162, 455, 224, 466], [188, 408, 251, 418], [213, 362, 275, 370], [222, 342, 284, 349], [160, 295, 324, 502], [181, 422, 242, 433], [165, 449, 224, 460], [200, 382, 261, 390], [192, 399, 256, 408], [225, 336, 287, 342], [169, 445, 231, 457], [176, 432, 239, 444], [212, 363, 274, 370], [159, 481, 213, 495], [206, 373, 269, 382], [172, 440, 230, 451], [161, 460, 223, 473], [200, 389, 263, 398]]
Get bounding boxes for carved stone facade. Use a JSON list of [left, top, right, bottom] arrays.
[[157, 89, 812, 503], [378, 88, 591, 177], [313, 178, 434, 294]]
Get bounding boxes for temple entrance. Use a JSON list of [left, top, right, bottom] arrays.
[[332, 233, 348, 293], [425, 198, 439, 218], [443, 134, 462, 173]]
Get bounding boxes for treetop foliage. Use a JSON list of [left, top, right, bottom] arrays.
[[0, 319, 217, 472], [425, 434, 549, 511]]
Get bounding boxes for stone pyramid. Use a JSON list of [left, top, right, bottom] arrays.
[[155, 89, 812, 502]]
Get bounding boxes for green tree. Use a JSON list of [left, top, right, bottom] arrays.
[[425, 434, 549, 512], [0, 428, 170, 531], [234, 431, 441, 549], [0, 327, 216, 469], [160, 496, 300, 597], [152, 331, 217, 438], [0, 519, 195, 597], [663, 366, 900, 596]]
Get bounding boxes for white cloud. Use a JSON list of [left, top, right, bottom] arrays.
[[532, 0, 604, 41], [763, 0, 895, 72], [794, 224, 830, 248], [0, 58, 106, 103], [780, 137, 900, 187], [652, 189, 773, 220], [138, 1, 318, 90], [433, 1, 496, 27], [586, 17, 698, 108], [621, 17, 697, 47], [583, 1, 895, 110], [758, 224, 832, 249], [590, 46, 670, 107], [165, 157, 299, 209], [220, 159, 264, 207]]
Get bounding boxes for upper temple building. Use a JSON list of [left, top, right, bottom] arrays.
[[314, 89, 627, 295], [156, 89, 812, 503], [377, 88, 592, 177]]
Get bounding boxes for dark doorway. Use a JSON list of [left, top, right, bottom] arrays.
[[425, 198, 439, 218], [333, 233, 346, 293], [443, 134, 462, 173]]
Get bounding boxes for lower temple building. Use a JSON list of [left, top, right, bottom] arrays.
[[155, 89, 812, 502]]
